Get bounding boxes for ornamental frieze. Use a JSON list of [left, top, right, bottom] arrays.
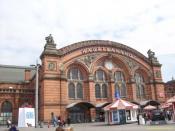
[[119, 56, 138, 69], [77, 54, 98, 67]]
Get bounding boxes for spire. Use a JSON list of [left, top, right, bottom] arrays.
[[172, 76, 174, 80]]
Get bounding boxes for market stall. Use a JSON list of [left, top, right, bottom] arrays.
[[104, 99, 139, 125], [167, 96, 175, 121]]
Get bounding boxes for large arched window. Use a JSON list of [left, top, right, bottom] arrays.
[[1, 101, 12, 125], [68, 83, 75, 98], [95, 70, 106, 81], [114, 71, 126, 98], [68, 67, 83, 99], [77, 83, 83, 98], [102, 84, 107, 98], [68, 67, 83, 80], [95, 84, 101, 98], [134, 72, 145, 99], [94, 70, 108, 98]]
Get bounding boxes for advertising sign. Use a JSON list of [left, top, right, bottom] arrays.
[[18, 108, 35, 127]]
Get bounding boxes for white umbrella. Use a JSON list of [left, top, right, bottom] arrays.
[[144, 105, 156, 110], [167, 96, 175, 103]]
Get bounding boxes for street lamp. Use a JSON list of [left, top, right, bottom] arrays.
[[31, 61, 40, 128]]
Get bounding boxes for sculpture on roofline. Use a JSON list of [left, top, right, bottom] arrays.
[[45, 34, 54, 44], [147, 49, 160, 64]]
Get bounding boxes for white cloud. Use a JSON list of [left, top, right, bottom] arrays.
[[0, 0, 175, 81]]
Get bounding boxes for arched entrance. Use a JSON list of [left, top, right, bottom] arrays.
[[140, 100, 160, 108], [96, 102, 111, 122], [0, 101, 12, 125], [66, 102, 95, 123]]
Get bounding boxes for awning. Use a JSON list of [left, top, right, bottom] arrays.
[[96, 102, 111, 108], [140, 100, 160, 107], [167, 96, 175, 103], [66, 102, 77, 109], [160, 103, 172, 109], [103, 99, 139, 111], [66, 102, 95, 109]]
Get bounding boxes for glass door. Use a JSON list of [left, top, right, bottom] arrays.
[[119, 110, 126, 124]]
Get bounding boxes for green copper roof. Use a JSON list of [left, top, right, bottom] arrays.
[[0, 64, 35, 83]]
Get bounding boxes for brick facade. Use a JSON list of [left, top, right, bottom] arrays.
[[38, 35, 166, 123], [0, 35, 167, 124]]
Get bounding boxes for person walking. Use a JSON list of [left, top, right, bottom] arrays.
[[7, 118, 11, 128], [137, 114, 140, 125], [67, 116, 71, 126], [9, 124, 18, 131]]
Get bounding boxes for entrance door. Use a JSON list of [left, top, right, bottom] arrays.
[[119, 110, 126, 124], [67, 102, 94, 123], [0, 101, 12, 125], [69, 112, 85, 123]]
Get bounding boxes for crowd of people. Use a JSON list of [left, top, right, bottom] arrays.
[[51, 115, 71, 127], [137, 109, 173, 125]]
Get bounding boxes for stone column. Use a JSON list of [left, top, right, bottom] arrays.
[[88, 74, 95, 103]]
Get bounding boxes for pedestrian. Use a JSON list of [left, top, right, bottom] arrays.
[[67, 116, 71, 126], [137, 114, 140, 125], [9, 124, 18, 131], [7, 118, 11, 128]]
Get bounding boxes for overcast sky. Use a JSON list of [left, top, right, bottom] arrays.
[[0, 0, 175, 82]]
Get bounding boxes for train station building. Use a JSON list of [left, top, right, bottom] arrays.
[[0, 35, 166, 124]]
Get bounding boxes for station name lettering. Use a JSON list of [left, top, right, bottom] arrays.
[[81, 47, 136, 58]]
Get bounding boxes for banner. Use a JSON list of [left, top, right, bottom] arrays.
[[115, 91, 120, 99], [18, 108, 35, 127]]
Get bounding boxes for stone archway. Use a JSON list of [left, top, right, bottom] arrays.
[[66, 102, 95, 123]]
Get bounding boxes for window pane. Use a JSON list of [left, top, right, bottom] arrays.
[[102, 84, 107, 98], [114, 71, 125, 82], [68, 67, 83, 80], [95, 84, 101, 98], [68, 83, 75, 98], [115, 84, 120, 97], [96, 70, 105, 81], [114, 71, 126, 98], [121, 83, 126, 97], [1, 101, 12, 112], [77, 83, 83, 98], [71, 68, 79, 80], [134, 73, 145, 98]]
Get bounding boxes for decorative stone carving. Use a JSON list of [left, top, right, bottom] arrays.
[[124, 58, 138, 69], [48, 61, 56, 71], [78, 54, 98, 67], [155, 70, 161, 78]]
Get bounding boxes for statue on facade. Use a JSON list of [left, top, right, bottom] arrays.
[[147, 49, 155, 59], [147, 49, 160, 64], [45, 34, 54, 44]]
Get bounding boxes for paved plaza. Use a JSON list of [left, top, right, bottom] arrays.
[[1, 122, 175, 131]]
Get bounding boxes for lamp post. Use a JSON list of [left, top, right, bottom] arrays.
[[31, 61, 40, 128]]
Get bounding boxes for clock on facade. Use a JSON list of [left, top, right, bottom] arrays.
[[48, 62, 56, 71], [104, 60, 113, 70]]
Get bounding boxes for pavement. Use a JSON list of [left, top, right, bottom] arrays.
[[1, 121, 175, 131]]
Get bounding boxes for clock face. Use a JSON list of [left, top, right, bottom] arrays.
[[105, 60, 113, 70]]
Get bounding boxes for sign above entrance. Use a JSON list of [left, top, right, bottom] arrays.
[[81, 47, 136, 59]]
